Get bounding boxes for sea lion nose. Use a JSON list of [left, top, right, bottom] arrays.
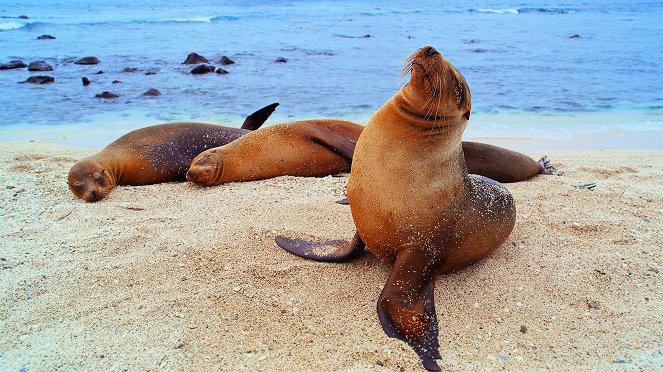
[[90, 190, 97, 198], [426, 47, 439, 57]]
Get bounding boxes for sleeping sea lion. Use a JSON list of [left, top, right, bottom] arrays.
[[275, 46, 516, 370], [186, 122, 555, 187], [67, 103, 278, 201]]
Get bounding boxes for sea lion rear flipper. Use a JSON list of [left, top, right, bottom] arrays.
[[240, 102, 279, 130], [377, 248, 441, 371], [309, 127, 357, 161], [275, 232, 364, 262], [537, 155, 562, 176]]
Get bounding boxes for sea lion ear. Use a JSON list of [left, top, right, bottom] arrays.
[[463, 111, 471, 120]]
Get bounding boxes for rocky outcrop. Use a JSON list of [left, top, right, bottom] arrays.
[[21, 76, 54, 84], [191, 64, 216, 74], [220, 56, 235, 65], [75, 56, 101, 65], [142, 88, 161, 96], [0, 60, 27, 70], [28, 61, 53, 71], [37, 35, 56, 40], [275, 57, 287, 63], [183, 53, 209, 65], [95, 91, 119, 99]]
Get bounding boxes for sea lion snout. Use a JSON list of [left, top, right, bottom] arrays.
[[187, 152, 223, 185], [426, 46, 439, 57]]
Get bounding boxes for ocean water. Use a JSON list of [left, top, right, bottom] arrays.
[[0, 0, 662, 147]]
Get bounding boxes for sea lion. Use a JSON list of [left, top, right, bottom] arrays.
[[186, 122, 555, 187], [67, 103, 278, 202], [275, 46, 516, 370], [185, 119, 362, 185]]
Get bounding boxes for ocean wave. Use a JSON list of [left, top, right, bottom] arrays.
[[469, 8, 519, 14], [468, 7, 578, 15], [0, 20, 35, 31], [0, 15, 239, 30]]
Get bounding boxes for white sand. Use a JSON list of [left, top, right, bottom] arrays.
[[0, 142, 661, 370]]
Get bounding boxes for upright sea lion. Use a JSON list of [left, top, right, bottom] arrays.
[[67, 103, 278, 202], [186, 122, 555, 187], [276, 46, 516, 370]]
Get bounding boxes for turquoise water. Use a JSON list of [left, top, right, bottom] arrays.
[[0, 0, 662, 146]]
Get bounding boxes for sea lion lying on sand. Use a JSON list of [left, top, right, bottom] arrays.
[[67, 103, 278, 201], [186, 120, 555, 186]]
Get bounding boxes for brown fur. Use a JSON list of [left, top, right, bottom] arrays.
[[186, 119, 363, 185], [346, 46, 516, 369]]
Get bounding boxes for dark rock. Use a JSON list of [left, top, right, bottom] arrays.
[[375, 360, 385, 366], [569, 34, 581, 39], [519, 325, 527, 333], [362, 34, 371, 38], [28, 60, 53, 72], [95, 91, 119, 99], [75, 56, 101, 65], [37, 35, 56, 40], [275, 57, 288, 63], [0, 60, 27, 70], [112, 80, 122, 84], [18, 15, 29, 19], [142, 88, 161, 96], [123, 67, 138, 73], [220, 56, 235, 65], [191, 64, 216, 74], [82, 77, 90, 86], [215, 68, 229, 74], [95, 70, 104, 74], [183, 53, 209, 65], [21, 75, 54, 84], [145, 70, 158, 75], [472, 48, 487, 53]]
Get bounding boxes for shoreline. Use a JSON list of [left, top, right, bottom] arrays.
[[1, 109, 662, 151], [1, 142, 661, 370]]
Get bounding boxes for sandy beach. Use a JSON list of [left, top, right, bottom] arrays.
[[0, 142, 661, 370]]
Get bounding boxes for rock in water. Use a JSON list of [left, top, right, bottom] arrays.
[[21, 76, 55, 84], [123, 67, 138, 73], [183, 53, 209, 65], [95, 91, 119, 99], [220, 56, 235, 65], [82, 77, 91, 86], [215, 68, 229, 74], [28, 61, 54, 71], [275, 57, 288, 63], [75, 56, 101, 65], [142, 88, 161, 96], [191, 65, 216, 74], [37, 35, 56, 40], [0, 60, 27, 70]]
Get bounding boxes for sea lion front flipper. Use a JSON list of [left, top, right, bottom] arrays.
[[308, 126, 357, 161], [335, 197, 349, 205], [275, 232, 365, 262], [377, 248, 441, 371], [240, 102, 279, 130]]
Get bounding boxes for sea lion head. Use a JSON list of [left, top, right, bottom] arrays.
[[186, 148, 224, 186], [399, 46, 472, 124], [67, 160, 114, 202]]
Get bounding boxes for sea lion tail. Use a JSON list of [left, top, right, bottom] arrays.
[[240, 102, 279, 130], [275, 232, 364, 262], [537, 156, 562, 176]]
